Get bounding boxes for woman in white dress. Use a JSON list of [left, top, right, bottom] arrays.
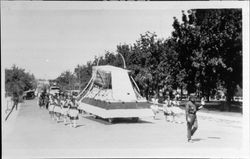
[[171, 97, 184, 124], [68, 97, 79, 128], [53, 95, 62, 122], [163, 96, 173, 122], [61, 95, 69, 125], [48, 95, 56, 120], [150, 96, 159, 119]]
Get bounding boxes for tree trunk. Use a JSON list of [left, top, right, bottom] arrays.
[[205, 88, 210, 102], [181, 87, 183, 101], [225, 89, 233, 112]]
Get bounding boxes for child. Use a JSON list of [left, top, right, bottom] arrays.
[[48, 95, 55, 120], [68, 97, 79, 128], [53, 95, 62, 123], [163, 96, 173, 122], [150, 96, 159, 119], [61, 95, 69, 125], [171, 97, 184, 124], [201, 97, 205, 108]]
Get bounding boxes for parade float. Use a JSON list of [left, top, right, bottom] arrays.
[[77, 54, 154, 123]]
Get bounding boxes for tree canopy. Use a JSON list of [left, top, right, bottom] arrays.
[[55, 9, 242, 108], [5, 65, 36, 96]]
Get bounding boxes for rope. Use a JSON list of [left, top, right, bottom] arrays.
[[81, 73, 96, 100], [118, 53, 126, 69], [76, 76, 93, 100], [77, 56, 101, 100]]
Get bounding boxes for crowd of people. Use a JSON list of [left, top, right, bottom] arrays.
[[150, 94, 205, 142], [150, 95, 183, 123], [37, 90, 204, 141], [38, 92, 79, 128]]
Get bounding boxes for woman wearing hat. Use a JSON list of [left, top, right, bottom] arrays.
[[68, 97, 79, 128]]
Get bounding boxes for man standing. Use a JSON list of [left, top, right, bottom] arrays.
[[185, 95, 202, 142]]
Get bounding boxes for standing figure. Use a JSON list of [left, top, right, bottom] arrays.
[[61, 95, 69, 125], [48, 95, 56, 120], [163, 96, 173, 122], [150, 94, 159, 119], [44, 94, 49, 110], [185, 95, 202, 142], [171, 96, 183, 124], [201, 97, 205, 107], [68, 97, 79, 128], [53, 95, 62, 123], [38, 92, 45, 109]]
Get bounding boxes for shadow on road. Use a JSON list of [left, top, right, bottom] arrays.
[[208, 136, 221, 139], [191, 136, 221, 142], [75, 124, 84, 128], [114, 118, 153, 124], [83, 116, 153, 125], [192, 138, 205, 142], [84, 116, 113, 125]]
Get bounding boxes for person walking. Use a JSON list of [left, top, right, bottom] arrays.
[[48, 95, 56, 120], [61, 95, 69, 125], [201, 97, 205, 107], [44, 94, 49, 110], [171, 96, 183, 124], [53, 94, 62, 123], [185, 95, 203, 142], [163, 96, 173, 122], [68, 97, 79, 128], [150, 94, 159, 119], [38, 92, 45, 109]]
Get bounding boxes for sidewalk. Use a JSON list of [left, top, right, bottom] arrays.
[[2, 98, 22, 138]]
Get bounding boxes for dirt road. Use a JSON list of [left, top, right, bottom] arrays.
[[2, 99, 245, 158]]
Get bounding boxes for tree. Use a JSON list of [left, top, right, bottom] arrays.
[[172, 12, 201, 95], [55, 71, 77, 91], [171, 9, 242, 106], [194, 9, 242, 105], [5, 65, 36, 96], [74, 63, 92, 89]]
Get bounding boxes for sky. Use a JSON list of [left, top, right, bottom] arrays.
[[1, 2, 189, 80], [1, 1, 247, 80]]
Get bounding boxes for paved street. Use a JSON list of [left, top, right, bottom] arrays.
[[2, 99, 245, 158]]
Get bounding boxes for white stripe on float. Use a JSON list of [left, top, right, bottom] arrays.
[[78, 102, 154, 119]]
